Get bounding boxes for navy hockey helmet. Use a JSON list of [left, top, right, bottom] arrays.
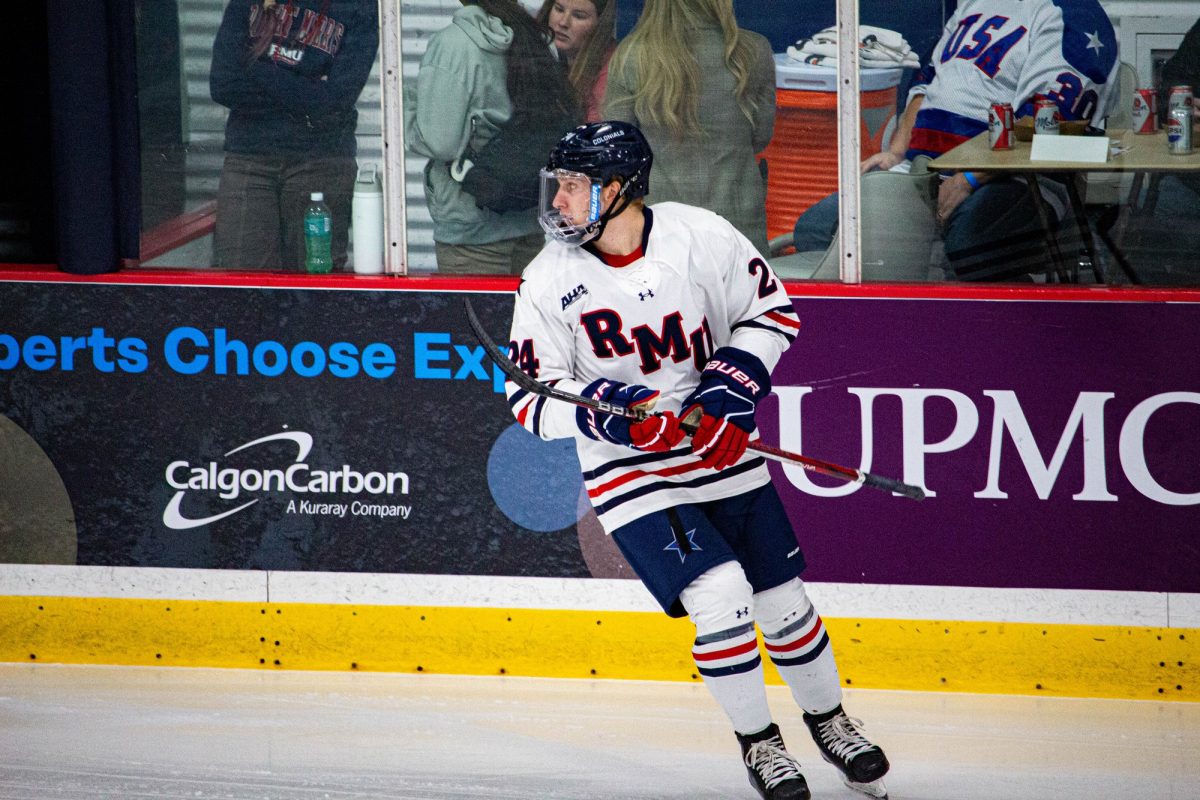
[[547, 121, 653, 199], [538, 121, 653, 245]]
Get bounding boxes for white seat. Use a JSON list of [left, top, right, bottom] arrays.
[[769, 156, 940, 281]]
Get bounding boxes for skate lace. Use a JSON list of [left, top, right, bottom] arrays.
[[744, 737, 804, 789], [816, 713, 875, 762]]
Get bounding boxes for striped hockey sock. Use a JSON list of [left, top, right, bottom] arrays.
[[762, 606, 843, 714], [692, 621, 772, 734]]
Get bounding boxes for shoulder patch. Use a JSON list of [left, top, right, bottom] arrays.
[[1051, 0, 1117, 83], [561, 283, 589, 311]]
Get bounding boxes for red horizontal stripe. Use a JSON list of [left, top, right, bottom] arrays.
[[908, 127, 971, 157], [693, 638, 759, 662], [3, 266, 1198, 304], [764, 617, 824, 654], [586, 456, 710, 499], [765, 311, 802, 330]]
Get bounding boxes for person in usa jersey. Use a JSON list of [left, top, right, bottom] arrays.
[[506, 121, 890, 800], [793, 0, 1119, 282], [906, 0, 1119, 162]]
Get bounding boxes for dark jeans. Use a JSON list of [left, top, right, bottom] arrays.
[[793, 176, 1067, 282], [215, 153, 356, 271]]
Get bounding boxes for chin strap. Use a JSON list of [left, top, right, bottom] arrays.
[[586, 170, 645, 243], [588, 194, 634, 243]]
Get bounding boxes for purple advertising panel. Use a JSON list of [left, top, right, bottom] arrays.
[[0, 275, 1196, 596], [762, 295, 1200, 594]]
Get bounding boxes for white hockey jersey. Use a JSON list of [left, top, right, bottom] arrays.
[[506, 203, 800, 532], [905, 0, 1119, 160]]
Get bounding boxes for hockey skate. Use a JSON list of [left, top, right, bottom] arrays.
[[736, 723, 811, 800], [803, 705, 890, 799]]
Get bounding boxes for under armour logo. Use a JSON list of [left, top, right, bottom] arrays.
[[735, 607, 750, 619], [638, 289, 655, 301]]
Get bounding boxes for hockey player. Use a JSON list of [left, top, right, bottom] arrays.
[[505, 120, 890, 800]]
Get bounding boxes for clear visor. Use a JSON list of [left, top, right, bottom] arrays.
[[538, 168, 605, 246]]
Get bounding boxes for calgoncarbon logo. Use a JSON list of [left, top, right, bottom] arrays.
[[163, 429, 410, 529]]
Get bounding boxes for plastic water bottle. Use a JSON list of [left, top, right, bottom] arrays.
[[351, 163, 384, 274], [304, 192, 333, 274]]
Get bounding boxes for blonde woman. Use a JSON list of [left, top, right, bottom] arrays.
[[603, 0, 775, 254], [536, 0, 617, 121]]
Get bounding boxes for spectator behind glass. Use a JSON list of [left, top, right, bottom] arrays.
[[210, 0, 378, 271], [406, 0, 577, 275], [602, 0, 775, 255], [1124, 16, 1200, 286], [791, 0, 1119, 283], [536, 0, 617, 122]]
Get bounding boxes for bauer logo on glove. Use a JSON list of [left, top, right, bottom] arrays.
[[702, 358, 765, 396], [681, 347, 771, 471]]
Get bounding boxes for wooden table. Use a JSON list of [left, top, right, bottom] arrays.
[[930, 129, 1200, 283]]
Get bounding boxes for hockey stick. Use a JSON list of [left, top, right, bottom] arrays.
[[465, 299, 924, 501]]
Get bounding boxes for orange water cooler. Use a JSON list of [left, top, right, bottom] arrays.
[[762, 56, 904, 240]]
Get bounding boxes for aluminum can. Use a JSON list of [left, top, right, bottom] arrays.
[[1167, 107, 1194, 154], [1166, 85, 1195, 128], [1132, 89, 1158, 134], [988, 102, 1014, 149], [1034, 98, 1060, 135], [1168, 85, 1194, 114]]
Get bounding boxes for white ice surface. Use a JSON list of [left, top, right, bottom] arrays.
[[0, 663, 1197, 800]]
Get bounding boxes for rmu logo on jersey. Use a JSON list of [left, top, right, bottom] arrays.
[[268, 43, 305, 63], [581, 309, 715, 374], [561, 284, 589, 310]]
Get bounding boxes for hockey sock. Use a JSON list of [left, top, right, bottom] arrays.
[[692, 622, 772, 734], [755, 579, 844, 714], [681, 561, 773, 734]]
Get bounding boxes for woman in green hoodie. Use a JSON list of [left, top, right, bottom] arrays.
[[406, 0, 577, 275]]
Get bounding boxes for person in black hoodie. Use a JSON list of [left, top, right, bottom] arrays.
[[210, 0, 378, 271]]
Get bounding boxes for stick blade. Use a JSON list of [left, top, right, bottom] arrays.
[[861, 471, 926, 501]]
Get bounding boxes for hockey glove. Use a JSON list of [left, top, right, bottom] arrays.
[[577, 379, 685, 451], [681, 347, 771, 470], [629, 410, 686, 452]]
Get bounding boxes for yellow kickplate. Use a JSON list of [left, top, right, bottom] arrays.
[[1, 597, 1195, 702]]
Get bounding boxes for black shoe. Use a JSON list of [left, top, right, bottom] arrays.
[[803, 705, 890, 797], [735, 723, 811, 800]]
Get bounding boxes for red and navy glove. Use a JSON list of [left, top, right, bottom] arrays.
[[681, 347, 771, 470], [577, 379, 685, 452]]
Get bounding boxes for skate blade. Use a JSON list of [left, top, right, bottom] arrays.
[[842, 776, 887, 799]]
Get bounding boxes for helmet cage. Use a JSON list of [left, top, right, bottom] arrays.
[[540, 122, 653, 246], [538, 168, 610, 245]]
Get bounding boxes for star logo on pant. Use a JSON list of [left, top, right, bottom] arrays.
[[664, 529, 702, 563]]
